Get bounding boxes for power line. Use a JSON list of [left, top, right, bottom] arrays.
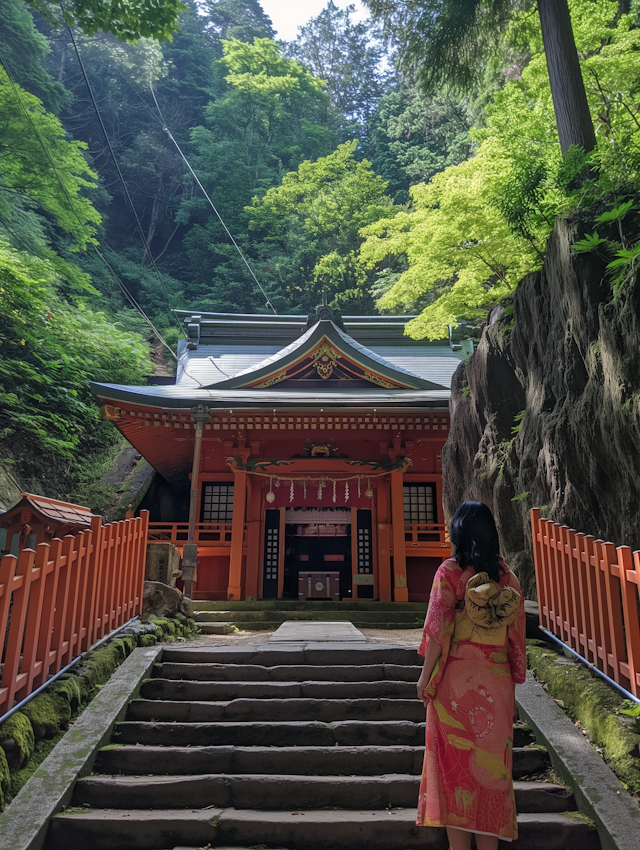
[[149, 84, 277, 315], [0, 50, 178, 361], [92, 60, 278, 316], [64, 24, 187, 341]]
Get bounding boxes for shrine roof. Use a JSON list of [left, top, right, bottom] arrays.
[[1, 493, 95, 528], [90, 383, 450, 408], [91, 308, 472, 408]]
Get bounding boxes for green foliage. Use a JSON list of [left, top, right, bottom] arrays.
[[511, 410, 525, 436], [247, 141, 394, 310], [0, 0, 69, 111], [287, 1, 385, 140], [0, 66, 100, 248], [360, 150, 538, 339], [527, 641, 640, 794], [0, 241, 152, 473], [359, 0, 640, 337], [32, 0, 187, 42], [366, 0, 518, 95], [363, 83, 472, 204]]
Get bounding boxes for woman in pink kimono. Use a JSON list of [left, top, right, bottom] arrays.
[[416, 501, 527, 850]]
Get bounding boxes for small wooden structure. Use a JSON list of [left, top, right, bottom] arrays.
[[0, 493, 95, 557]]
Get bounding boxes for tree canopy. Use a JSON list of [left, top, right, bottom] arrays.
[[3, 0, 640, 497]]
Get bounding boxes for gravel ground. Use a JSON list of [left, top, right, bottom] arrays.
[[177, 627, 423, 648]]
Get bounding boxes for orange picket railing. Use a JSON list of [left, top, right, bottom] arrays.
[[0, 510, 149, 715], [531, 507, 640, 698]]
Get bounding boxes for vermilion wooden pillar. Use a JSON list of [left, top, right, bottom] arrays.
[[244, 476, 263, 600], [390, 469, 409, 602], [227, 470, 247, 600], [376, 481, 392, 602]]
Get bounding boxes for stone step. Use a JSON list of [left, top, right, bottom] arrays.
[[140, 678, 417, 701], [192, 601, 428, 612], [127, 697, 427, 723], [114, 719, 426, 747], [73, 774, 575, 814], [160, 647, 421, 666], [215, 620, 424, 631], [48, 807, 599, 850], [96, 745, 547, 779], [197, 622, 236, 635], [195, 610, 424, 624], [157, 662, 422, 682]]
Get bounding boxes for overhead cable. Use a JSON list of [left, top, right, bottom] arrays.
[[149, 84, 277, 315], [65, 24, 187, 341]]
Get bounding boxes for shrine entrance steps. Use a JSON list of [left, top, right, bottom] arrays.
[[193, 600, 428, 633], [47, 644, 601, 850]]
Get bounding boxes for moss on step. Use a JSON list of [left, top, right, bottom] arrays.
[[0, 613, 197, 812], [0, 714, 34, 770], [527, 641, 640, 794], [0, 747, 9, 811]]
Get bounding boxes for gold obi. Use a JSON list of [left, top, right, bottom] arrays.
[[452, 571, 521, 647]]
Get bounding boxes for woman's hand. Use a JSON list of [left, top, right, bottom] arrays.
[[417, 635, 442, 708], [416, 670, 432, 708]]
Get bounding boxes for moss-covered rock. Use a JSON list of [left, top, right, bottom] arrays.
[[20, 694, 60, 739], [0, 746, 10, 811], [527, 641, 640, 793], [139, 633, 157, 647], [0, 714, 34, 770]]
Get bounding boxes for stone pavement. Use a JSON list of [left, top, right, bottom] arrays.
[[269, 620, 367, 642]]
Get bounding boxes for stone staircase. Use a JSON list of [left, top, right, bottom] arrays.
[[194, 601, 428, 633], [47, 644, 601, 850]]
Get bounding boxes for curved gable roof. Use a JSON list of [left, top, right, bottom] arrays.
[[208, 319, 447, 392]]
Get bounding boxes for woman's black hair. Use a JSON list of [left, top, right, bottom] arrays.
[[450, 501, 504, 582]]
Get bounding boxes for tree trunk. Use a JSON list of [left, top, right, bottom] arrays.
[[537, 0, 596, 155]]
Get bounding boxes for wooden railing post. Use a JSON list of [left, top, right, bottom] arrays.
[[0, 553, 21, 712], [1, 547, 36, 708], [134, 511, 149, 616], [618, 546, 640, 696]]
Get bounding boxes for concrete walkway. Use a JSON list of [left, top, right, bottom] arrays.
[[269, 620, 367, 642]]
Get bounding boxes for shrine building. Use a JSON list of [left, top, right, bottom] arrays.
[[91, 306, 472, 604]]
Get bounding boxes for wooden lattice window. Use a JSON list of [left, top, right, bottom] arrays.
[[403, 484, 436, 524], [201, 483, 234, 522]]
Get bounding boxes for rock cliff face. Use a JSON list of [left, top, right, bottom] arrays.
[[443, 219, 640, 597]]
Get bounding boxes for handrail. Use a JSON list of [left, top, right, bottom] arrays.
[[147, 521, 235, 545], [531, 507, 640, 699], [0, 509, 149, 715], [404, 522, 450, 547]]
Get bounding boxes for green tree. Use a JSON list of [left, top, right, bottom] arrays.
[[247, 140, 394, 311], [364, 0, 597, 155], [31, 0, 187, 42], [359, 0, 640, 338], [179, 37, 336, 310], [0, 65, 99, 247], [0, 0, 68, 112], [363, 81, 472, 203], [0, 241, 151, 472], [287, 1, 385, 140]]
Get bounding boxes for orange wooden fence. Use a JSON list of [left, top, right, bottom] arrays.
[[531, 507, 640, 698], [0, 510, 149, 715]]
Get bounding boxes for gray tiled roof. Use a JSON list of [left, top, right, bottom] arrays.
[[175, 339, 466, 391], [91, 382, 451, 408]]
